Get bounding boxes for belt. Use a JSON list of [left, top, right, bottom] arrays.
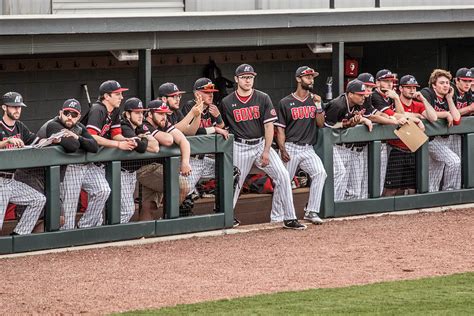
[[235, 137, 263, 145], [0, 172, 14, 179]]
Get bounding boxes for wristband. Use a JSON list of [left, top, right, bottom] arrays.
[[453, 118, 461, 126], [215, 114, 223, 124], [205, 127, 216, 134]]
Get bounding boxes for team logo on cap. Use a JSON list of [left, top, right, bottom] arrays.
[[69, 100, 78, 107], [407, 78, 417, 84], [467, 70, 472, 77], [244, 66, 252, 72], [173, 85, 178, 91], [137, 101, 143, 108], [369, 76, 374, 83], [15, 95, 22, 103], [361, 84, 366, 90]]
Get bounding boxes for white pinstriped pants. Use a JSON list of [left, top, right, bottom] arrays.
[[0, 177, 46, 234], [428, 136, 461, 192], [96, 166, 137, 224], [359, 143, 389, 196], [60, 164, 111, 230], [281, 142, 326, 214], [333, 145, 368, 201], [233, 141, 297, 221], [185, 157, 215, 195]]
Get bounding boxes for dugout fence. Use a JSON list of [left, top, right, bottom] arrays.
[[0, 135, 234, 254]]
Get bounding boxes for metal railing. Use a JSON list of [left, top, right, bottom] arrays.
[[315, 116, 474, 218], [0, 134, 234, 254]]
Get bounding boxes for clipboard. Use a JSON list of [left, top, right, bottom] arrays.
[[394, 119, 428, 152]]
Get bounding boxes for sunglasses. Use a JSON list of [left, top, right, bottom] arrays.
[[197, 83, 216, 90], [63, 110, 79, 118]]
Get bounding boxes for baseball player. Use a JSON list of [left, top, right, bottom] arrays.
[[37, 98, 110, 230], [420, 69, 461, 192], [220, 63, 306, 230], [138, 100, 191, 220], [452, 67, 474, 116], [157, 82, 203, 135], [180, 78, 229, 197], [85, 80, 139, 223], [384, 75, 437, 196], [274, 66, 327, 224], [324, 79, 373, 201], [0, 92, 46, 235]]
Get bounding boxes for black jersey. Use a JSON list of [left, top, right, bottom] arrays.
[[168, 110, 184, 126], [143, 120, 175, 137], [324, 94, 371, 127], [0, 120, 37, 172], [0, 120, 37, 149], [182, 100, 220, 135], [452, 84, 473, 113], [420, 87, 449, 112], [274, 93, 319, 145], [120, 119, 149, 154], [85, 101, 121, 139], [371, 89, 394, 113], [37, 117, 98, 153], [220, 89, 277, 139]]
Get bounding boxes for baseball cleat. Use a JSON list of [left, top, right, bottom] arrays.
[[283, 219, 307, 230], [304, 211, 324, 224]]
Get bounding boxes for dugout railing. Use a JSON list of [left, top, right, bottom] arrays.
[[316, 116, 474, 219], [0, 135, 234, 254]]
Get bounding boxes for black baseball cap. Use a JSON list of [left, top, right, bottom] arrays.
[[99, 80, 129, 95], [123, 97, 146, 112], [376, 69, 396, 81], [399, 75, 420, 87], [455, 67, 474, 81], [235, 64, 257, 76], [357, 73, 376, 86], [2, 92, 27, 107], [158, 82, 186, 97], [295, 66, 319, 78], [62, 98, 81, 113], [148, 100, 172, 114], [346, 79, 367, 95], [193, 78, 219, 92]]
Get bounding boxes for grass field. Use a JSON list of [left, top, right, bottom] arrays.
[[123, 272, 474, 315]]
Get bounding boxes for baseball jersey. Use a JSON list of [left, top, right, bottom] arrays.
[[168, 110, 185, 126], [37, 117, 98, 153], [220, 89, 277, 140], [371, 89, 395, 114], [274, 93, 319, 145], [85, 101, 122, 139], [324, 93, 369, 147], [143, 120, 175, 137], [120, 119, 149, 154], [452, 84, 473, 113], [182, 100, 219, 135], [420, 87, 449, 112], [389, 100, 426, 150], [0, 119, 38, 172]]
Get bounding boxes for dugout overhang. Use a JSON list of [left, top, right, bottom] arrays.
[[0, 6, 473, 55]]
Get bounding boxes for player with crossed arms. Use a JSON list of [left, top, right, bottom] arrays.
[[274, 66, 327, 224], [220, 64, 306, 230]]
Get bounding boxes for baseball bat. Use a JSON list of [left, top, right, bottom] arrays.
[[81, 84, 92, 108]]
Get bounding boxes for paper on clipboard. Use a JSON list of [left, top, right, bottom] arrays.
[[33, 130, 67, 149], [394, 119, 428, 152]]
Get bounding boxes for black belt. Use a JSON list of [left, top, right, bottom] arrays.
[[0, 172, 14, 179], [235, 138, 262, 145]]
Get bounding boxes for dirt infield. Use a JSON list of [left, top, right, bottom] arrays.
[[0, 209, 472, 314]]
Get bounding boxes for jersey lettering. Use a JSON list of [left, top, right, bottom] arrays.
[[200, 118, 213, 128], [2, 135, 21, 149], [233, 106, 261, 122], [290, 106, 316, 120]]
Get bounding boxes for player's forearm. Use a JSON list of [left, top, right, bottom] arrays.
[[275, 126, 286, 150], [447, 100, 461, 121], [393, 98, 405, 114], [178, 138, 191, 164], [420, 100, 438, 122], [145, 135, 159, 153], [315, 112, 325, 128], [369, 114, 396, 125], [458, 105, 473, 116], [263, 123, 274, 152]]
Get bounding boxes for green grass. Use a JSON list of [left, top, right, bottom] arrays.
[[123, 272, 474, 315]]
